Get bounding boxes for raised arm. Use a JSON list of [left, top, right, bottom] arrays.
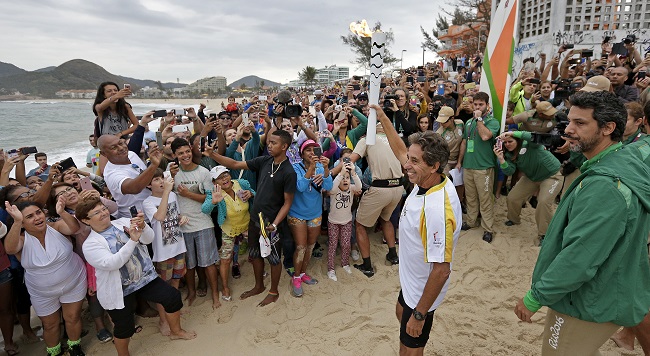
[[370, 104, 408, 166]]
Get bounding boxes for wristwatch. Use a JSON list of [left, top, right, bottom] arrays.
[[477, 117, 484, 122], [413, 309, 426, 321]]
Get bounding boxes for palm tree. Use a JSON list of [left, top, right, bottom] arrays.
[[299, 66, 318, 86], [260, 80, 265, 88]]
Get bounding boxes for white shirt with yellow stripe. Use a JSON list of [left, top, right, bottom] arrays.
[[398, 175, 462, 312]]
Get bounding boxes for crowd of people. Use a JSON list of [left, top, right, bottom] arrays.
[[0, 33, 650, 355]]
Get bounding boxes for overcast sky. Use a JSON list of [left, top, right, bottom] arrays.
[[1, 0, 448, 85]]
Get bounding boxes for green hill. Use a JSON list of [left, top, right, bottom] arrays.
[[0, 59, 185, 98]]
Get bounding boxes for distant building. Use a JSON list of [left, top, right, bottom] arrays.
[[135, 86, 168, 98], [316, 65, 350, 86], [55, 90, 96, 99], [499, 0, 650, 78], [186, 76, 227, 92]]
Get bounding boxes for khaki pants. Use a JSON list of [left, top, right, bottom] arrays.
[[561, 168, 581, 198], [506, 171, 563, 236], [463, 168, 495, 232], [541, 309, 619, 355]]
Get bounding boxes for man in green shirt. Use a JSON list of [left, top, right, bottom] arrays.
[[514, 91, 650, 354], [458, 92, 500, 243]]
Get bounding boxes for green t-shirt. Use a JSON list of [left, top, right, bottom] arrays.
[[462, 114, 500, 169]]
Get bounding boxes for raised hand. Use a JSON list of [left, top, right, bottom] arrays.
[[211, 184, 224, 204], [4, 202, 23, 222]]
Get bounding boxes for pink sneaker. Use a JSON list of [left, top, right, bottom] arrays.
[[291, 276, 303, 297], [300, 273, 318, 285]]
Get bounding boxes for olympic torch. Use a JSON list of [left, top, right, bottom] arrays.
[[350, 20, 385, 145]]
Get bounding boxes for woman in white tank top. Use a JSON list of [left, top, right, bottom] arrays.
[[4, 201, 87, 356]]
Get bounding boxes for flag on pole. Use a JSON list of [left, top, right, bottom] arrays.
[[480, 0, 519, 133]]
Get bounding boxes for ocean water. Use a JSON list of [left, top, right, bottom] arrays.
[[0, 100, 194, 172]]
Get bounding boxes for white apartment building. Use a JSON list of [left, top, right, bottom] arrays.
[[186, 76, 227, 92], [315, 65, 350, 86], [491, 0, 650, 74]]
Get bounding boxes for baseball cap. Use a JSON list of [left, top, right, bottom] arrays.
[[435, 106, 455, 123], [300, 139, 320, 154], [356, 92, 369, 100], [535, 101, 557, 116], [580, 75, 611, 92], [210, 166, 230, 180], [313, 90, 324, 95], [624, 34, 636, 44]]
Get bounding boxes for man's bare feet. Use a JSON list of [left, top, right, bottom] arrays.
[[240, 286, 265, 300], [212, 292, 222, 310], [611, 329, 635, 351], [159, 321, 171, 336], [185, 292, 196, 306], [258, 293, 279, 307], [169, 329, 197, 340]]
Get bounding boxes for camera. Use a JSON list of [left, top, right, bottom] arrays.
[[273, 90, 303, 118], [383, 94, 399, 109], [530, 111, 569, 150]]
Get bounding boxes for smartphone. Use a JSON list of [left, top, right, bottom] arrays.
[[343, 157, 351, 164], [353, 75, 362, 81], [352, 84, 361, 90], [259, 95, 268, 101], [564, 44, 574, 49], [59, 157, 77, 172], [567, 58, 581, 65], [462, 97, 469, 103], [155, 131, 163, 149], [639, 71, 647, 80], [380, 83, 387, 88], [464, 82, 476, 90], [20, 146, 38, 155], [437, 83, 445, 95], [153, 110, 167, 118], [529, 78, 541, 84], [417, 76, 426, 83], [242, 113, 249, 126], [209, 113, 217, 121], [406, 77, 414, 85], [172, 125, 189, 133], [124, 84, 131, 90], [7, 149, 18, 159], [601, 54, 609, 60], [129, 206, 138, 218], [580, 49, 593, 58], [496, 138, 503, 151], [163, 171, 171, 180], [313, 146, 322, 157], [334, 105, 343, 112], [79, 177, 94, 191]]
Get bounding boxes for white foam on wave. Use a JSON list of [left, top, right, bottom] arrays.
[[23, 140, 92, 173]]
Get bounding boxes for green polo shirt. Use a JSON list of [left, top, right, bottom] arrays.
[[462, 114, 500, 170]]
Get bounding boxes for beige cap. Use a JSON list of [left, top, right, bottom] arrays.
[[435, 106, 455, 123], [580, 75, 611, 92], [535, 101, 557, 116]]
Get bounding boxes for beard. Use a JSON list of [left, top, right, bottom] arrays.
[[568, 129, 602, 153]]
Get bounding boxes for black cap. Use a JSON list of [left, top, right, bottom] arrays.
[[356, 92, 368, 99], [624, 34, 636, 43]]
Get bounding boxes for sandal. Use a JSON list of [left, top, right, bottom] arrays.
[[196, 288, 207, 297], [221, 295, 232, 301], [4, 346, 19, 356], [97, 328, 113, 343], [135, 325, 143, 334]]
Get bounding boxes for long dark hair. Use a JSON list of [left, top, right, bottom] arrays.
[[506, 137, 524, 161], [92, 81, 129, 119]]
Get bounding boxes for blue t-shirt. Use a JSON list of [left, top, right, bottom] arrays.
[[99, 225, 157, 296]]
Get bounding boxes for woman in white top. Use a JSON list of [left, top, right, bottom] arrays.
[[4, 200, 86, 356], [77, 195, 196, 356]]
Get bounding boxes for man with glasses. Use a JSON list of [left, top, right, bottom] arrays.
[[98, 134, 163, 218]]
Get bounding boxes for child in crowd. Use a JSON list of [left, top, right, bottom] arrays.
[[142, 169, 188, 335], [326, 161, 361, 281]]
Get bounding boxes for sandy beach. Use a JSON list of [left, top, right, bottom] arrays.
[[4, 197, 644, 356]]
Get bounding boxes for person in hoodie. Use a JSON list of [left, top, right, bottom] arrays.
[[513, 91, 650, 355]]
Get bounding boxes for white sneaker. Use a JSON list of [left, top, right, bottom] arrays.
[[351, 250, 360, 261], [327, 270, 338, 281], [342, 265, 352, 274]]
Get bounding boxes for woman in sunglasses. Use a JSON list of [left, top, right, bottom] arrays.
[[4, 200, 87, 356]]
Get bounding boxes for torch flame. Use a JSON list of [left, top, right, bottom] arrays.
[[349, 20, 374, 38]]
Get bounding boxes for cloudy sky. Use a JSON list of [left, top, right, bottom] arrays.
[[1, 0, 448, 85]]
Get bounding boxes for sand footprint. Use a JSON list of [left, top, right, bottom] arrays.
[[215, 304, 238, 324]]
